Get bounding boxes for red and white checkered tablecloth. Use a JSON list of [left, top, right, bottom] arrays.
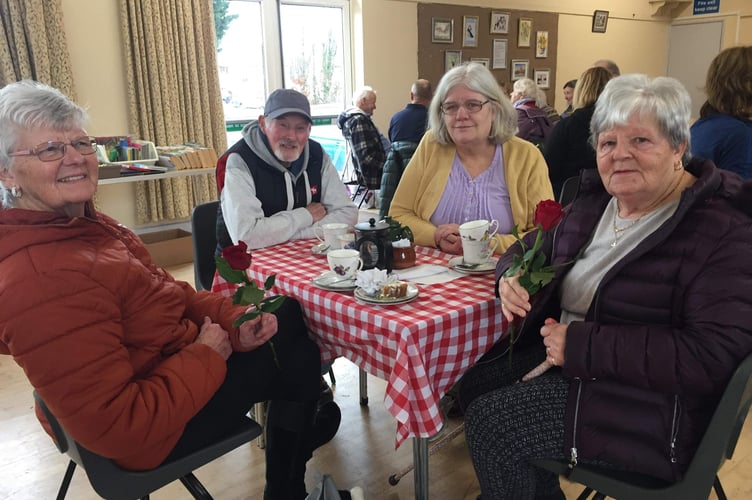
[[212, 238, 504, 448]]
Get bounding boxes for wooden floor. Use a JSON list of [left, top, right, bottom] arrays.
[[2, 261, 752, 499]]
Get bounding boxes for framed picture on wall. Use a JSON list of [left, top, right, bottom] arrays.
[[518, 18, 532, 48], [492, 38, 508, 69], [471, 57, 490, 68], [535, 31, 549, 58], [463, 16, 479, 47], [511, 59, 529, 81], [534, 69, 551, 89], [592, 10, 609, 33], [432, 18, 454, 43], [490, 12, 509, 34], [445, 50, 462, 72]]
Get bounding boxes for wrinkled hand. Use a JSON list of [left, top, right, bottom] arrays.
[[520, 318, 568, 382], [306, 202, 327, 222], [195, 316, 232, 360], [434, 224, 462, 254], [238, 311, 278, 350], [498, 274, 531, 323], [541, 317, 567, 366]]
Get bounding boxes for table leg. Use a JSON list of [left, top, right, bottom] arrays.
[[359, 368, 368, 405], [413, 437, 429, 500]]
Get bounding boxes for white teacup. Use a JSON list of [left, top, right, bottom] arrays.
[[336, 232, 356, 250], [461, 238, 499, 265], [459, 219, 499, 242], [315, 222, 350, 250], [327, 249, 363, 279]]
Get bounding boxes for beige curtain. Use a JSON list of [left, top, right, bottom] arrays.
[[0, 0, 75, 96], [119, 0, 226, 225]]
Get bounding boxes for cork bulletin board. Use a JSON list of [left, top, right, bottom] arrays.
[[418, 4, 559, 104]]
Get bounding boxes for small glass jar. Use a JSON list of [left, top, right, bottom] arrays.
[[392, 244, 416, 269]]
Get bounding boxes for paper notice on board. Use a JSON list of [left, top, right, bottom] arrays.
[[492, 39, 507, 69]]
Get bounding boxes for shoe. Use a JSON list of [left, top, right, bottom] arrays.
[[311, 400, 341, 450], [439, 393, 464, 419], [339, 487, 365, 500], [319, 376, 334, 406]]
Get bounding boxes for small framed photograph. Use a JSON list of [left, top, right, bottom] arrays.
[[463, 16, 479, 48], [535, 31, 549, 58], [445, 50, 462, 72], [490, 12, 509, 34], [518, 18, 532, 48], [511, 59, 529, 81], [592, 10, 609, 33], [471, 58, 490, 68], [534, 69, 550, 89], [432, 18, 454, 43]]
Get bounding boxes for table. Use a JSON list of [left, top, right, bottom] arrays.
[[213, 238, 503, 499]]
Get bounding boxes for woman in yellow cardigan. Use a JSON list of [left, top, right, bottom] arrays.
[[390, 62, 553, 255]]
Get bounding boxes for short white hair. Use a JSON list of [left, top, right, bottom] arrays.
[[352, 86, 376, 106]]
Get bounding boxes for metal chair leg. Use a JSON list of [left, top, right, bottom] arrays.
[[576, 487, 594, 500], [56, 460, 76, 500], [714, 475, 728, 500], [179, 471, 213, 499], [254, 401, 266, 449], [328, 367, 336, 387], [359, 369, 368, 405]]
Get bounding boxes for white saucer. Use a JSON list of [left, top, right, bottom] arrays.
[[311, 271, 357, 291], [354, 283, 419, 305], [447, 256, 497, 275], [311, 243, 330, 256]]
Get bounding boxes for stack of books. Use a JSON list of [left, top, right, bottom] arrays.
[[156, 143, 218, 170]]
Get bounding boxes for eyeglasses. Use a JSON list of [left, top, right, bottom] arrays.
[[8, 136, 97, 162], [440, 99, 492, 115]]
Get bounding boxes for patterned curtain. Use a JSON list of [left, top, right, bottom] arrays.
[[118, 0, 226, 224], [0, 0, 75, 96]]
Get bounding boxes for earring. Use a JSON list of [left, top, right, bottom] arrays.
[[674, 161, 683, 171], [10, 186, 22, 198]]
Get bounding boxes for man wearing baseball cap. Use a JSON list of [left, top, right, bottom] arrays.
[[216, 88, 357, 251]]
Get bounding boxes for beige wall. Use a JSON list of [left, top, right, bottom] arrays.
[[59, 0, 749, 225]]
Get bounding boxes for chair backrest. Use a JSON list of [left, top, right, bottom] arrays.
[[191, 200, 220, 291], [557, 175, 579, 205], [33, 390, 261, 500], [533, 351, 752, 500]]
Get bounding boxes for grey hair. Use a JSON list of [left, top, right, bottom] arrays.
[[536, 88, 548, 107], [513, 78, 539, 100], [0, 80, 88, 208], [590, 74, 692, 164], [352, 86, 375, 106], [428, 62, 518, 145]]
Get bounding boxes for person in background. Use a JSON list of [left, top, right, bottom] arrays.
[[593, 58, 621, 77], [536, 88, 561, 127], [390, 62, 553, 256], [690, 46, 752, 179], [0, 80, 348, 500], [560, 79, 576, 118], [337, 86, 389, 190], [543, 66, 612, 198], [460, 74, 752, 500], [216, 88, 357, 251], [379, 78, 433, 218], [510, 77, 554, 147]]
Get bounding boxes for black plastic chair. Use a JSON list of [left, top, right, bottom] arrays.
[[33, 390, 262, 500], [531, 351, 752, 500], [190, 200, 220, 291], [557, 175, 579, 205]]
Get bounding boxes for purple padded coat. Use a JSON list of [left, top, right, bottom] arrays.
[[496, 158, 752, 481]]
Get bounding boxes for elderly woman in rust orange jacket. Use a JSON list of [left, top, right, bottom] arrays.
[[0, 80, 341, 500]]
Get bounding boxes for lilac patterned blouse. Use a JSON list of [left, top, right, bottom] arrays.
[[429, 144, 514, 233]]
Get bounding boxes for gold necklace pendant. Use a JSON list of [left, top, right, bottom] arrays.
[[611, 212, 640, 247]]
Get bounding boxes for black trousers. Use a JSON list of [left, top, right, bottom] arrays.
[[165, 298, 322, 499]]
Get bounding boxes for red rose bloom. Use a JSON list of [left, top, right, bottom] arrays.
[[533, 200, 565, 231], [221, 241, 252, 270]]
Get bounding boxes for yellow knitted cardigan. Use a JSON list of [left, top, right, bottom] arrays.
[[389, 133, 554, 254]]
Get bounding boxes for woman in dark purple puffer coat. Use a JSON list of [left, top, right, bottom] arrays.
[[461, 74, 752, 500]]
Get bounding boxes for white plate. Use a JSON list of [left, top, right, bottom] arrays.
[[447, 256, 498, 275], [354, 283, 419, 305], [312, 271, 357, 291]]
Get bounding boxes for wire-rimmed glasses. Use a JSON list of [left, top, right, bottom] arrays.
[[9, 136, 97, 162]]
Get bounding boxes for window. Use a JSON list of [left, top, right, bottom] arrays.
[[216, 0, 352, 144]]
